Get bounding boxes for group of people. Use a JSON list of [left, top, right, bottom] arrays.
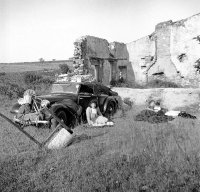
[[15, 90, 112, 128], [17, 89, 196, 128], [135, 99, 196, 124]]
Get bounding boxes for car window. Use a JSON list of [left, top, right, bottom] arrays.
[[51, 83, 78, 94], [79, 84, 94, 94]]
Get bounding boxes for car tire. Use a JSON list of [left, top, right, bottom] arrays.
[[105, 101, 116, 118]]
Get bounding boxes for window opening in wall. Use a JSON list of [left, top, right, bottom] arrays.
[[118, 66, 127, 82], [152, 72, 164, 76]]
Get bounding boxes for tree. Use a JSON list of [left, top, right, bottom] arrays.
[[39, 58, 45, 62], [59, 64, 70, 74]]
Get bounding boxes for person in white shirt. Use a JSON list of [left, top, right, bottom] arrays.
[[86, 100, 110, 126]]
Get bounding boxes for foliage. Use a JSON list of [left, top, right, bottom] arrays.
[[110, 79, 134, 88], [24, 72, 43, 85], [0, 83, 25, 99], [194, 59, 200, 72], [111, 79, 180, 89], [59, 64, 70, 74], [145, 79, 181, 88], [123, 97, 133, 108]]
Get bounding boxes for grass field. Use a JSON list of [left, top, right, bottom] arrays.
[[1, 72, 200, 191], [0, 62, 60, 73]]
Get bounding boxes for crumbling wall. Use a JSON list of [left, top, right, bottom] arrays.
[[126, 36, 156, 84], [73, 36, 130, 85], [109, 42, 134, 83], [170, 14, 200, 82], [125, 13, 200, 87], [148, 21, 177, 77]]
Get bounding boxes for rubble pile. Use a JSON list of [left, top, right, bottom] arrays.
[[56, 73, 94, 83]]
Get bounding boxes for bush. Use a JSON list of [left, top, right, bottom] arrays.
[[59, 64, 70, 74], [24, 72, 43, 85], [0, 83, 25, 99], [0, 72, 6, 76], [111, 79, 181, 89], [123, 97, 133, 108], [110, 79, 132, 88], [146, 79, 180, 88]]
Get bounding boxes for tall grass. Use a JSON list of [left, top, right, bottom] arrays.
[[1, 108, 200, 191]]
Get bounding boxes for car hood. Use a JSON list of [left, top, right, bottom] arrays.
[[37, 93, 78, 103]]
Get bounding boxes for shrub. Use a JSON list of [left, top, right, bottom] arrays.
[[146, 79, 180, 88], [59, 64, 70, 74], [0, 83, 25, 99], [123, 97, 133, 108], [24, 72, 43, 85], [0, 72, 6, 76], [110, 79, 133, 88]]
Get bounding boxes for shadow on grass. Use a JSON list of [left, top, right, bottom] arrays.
[[67, 131, 109, 147]]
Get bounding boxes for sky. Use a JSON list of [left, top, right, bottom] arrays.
[[0, 0, 200, 63]]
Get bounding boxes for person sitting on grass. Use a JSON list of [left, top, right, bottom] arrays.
[[86, 100, 108, 126]]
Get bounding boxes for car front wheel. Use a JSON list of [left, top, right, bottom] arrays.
[[51, 109, 67, 129]]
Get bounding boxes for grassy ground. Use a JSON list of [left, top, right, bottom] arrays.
[[1, 98, 200, 191], [1, 73, 200, 191]]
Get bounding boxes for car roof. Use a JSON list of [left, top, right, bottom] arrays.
[[53, 81, 110, 91]]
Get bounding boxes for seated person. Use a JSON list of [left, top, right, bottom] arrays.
[[16, 94, 33, 121], [86, 100, 108, 126]]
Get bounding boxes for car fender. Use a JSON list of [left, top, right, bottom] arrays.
[[50, 103, 68, 114], [103, 97, 117, 113]]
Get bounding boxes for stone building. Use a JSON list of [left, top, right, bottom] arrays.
[[72, 13, 200, 86]]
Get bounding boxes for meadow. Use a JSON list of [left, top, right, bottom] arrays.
[[0, 62, 60, 73], [1, 71, 200, 191]]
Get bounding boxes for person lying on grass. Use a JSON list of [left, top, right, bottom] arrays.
[[86, 100, 108, 126], [135, 100, 196, 123]]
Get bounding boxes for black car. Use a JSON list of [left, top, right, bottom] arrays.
[[11, 82, 120, 128]]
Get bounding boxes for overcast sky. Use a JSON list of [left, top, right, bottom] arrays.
[[0, 0, 200, 63]]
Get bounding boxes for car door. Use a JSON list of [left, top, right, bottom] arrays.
[[78, 84, 97, 110]]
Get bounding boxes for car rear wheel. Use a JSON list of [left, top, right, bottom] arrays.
[[105, 101, 116, 118]]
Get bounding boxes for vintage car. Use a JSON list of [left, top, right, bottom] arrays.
[[10, 82, 120, 128]]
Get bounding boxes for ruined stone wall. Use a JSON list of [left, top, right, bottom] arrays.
[[148, 21, 177, 77], [73, 36, 130, 85], [73, 13, 200, 87], [170, 14, 200, 81], [125, 13, 200, 87], [126, 36, 156, 84]]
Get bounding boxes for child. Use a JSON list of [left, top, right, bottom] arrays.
[[86, 100, 108, 126]]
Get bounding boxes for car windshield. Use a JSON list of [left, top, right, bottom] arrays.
[[51, 83, 78, 94]]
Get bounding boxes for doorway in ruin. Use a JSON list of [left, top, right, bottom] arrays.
[[89, 58, 104, 83], [94, 61, 104, 83]]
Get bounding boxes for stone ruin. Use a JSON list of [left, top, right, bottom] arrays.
[[57, 36, 128, 84], [58, 13, 200, 87]]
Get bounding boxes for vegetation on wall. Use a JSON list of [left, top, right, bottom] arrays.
[[177, 53, 187, 62], [193, 35, 200, 44], [194, 58, 200, 73]]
